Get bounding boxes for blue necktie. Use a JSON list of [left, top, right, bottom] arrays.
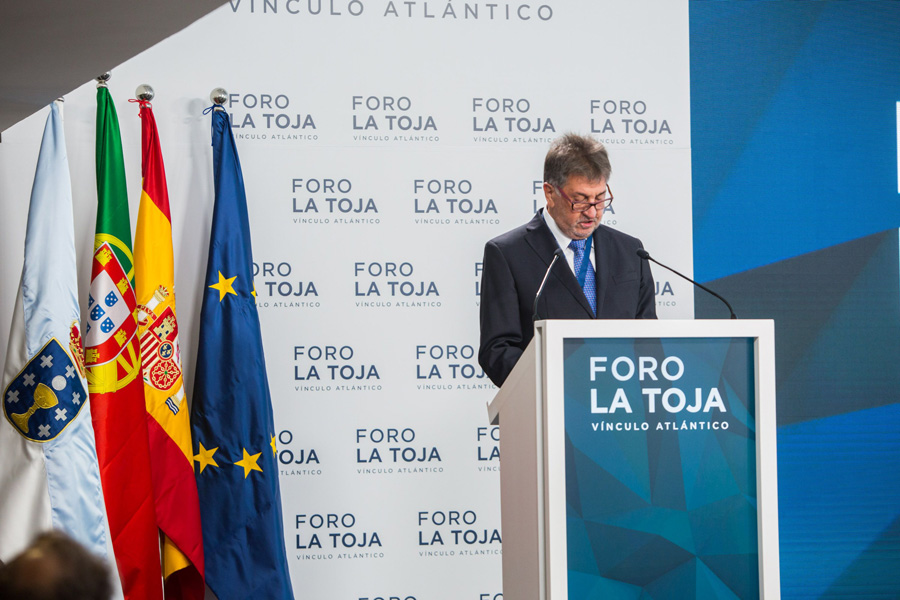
[[569, 238, 596, 315]]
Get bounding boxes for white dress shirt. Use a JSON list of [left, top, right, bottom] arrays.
[[541, 208, 597, 275]]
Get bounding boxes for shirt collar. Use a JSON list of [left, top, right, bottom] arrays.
[[541, 207, 578, 251]]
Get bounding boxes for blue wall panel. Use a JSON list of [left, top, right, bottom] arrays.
[[691, 1, 900, 283], [690, 2, 900, 597]]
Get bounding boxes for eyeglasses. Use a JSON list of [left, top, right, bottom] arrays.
[[553, 184, 613, 213]]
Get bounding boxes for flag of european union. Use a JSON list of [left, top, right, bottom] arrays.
[[191, 107, 295, 600]]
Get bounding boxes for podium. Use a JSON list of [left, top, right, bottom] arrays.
[[487, 320, 779, 600]]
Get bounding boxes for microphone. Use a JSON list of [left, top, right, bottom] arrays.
[[636, 248, 737, 319], [533, 248, 565, 322]]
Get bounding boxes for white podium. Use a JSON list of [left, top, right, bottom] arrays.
[[488, 319, 780, 600]]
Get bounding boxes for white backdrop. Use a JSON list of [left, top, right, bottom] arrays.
[[0, 1, 692, 597]]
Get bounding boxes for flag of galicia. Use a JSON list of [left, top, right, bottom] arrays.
[[0, 101, 110, 566], [190, 107, 295, 600]]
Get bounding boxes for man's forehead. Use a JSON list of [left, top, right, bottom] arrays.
[[563, 175, 607, 190]]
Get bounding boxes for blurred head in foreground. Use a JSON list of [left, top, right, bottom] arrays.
[[0, 530, 112, 600]]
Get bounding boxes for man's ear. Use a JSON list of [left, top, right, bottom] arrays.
[[542, 182, 555, 207]]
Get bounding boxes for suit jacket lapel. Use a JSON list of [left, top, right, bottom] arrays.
[[525, 211, 595, 317], [593, 226, 611, 317]]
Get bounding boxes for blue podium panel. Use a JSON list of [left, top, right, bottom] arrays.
[[563, 336, 758, 600]]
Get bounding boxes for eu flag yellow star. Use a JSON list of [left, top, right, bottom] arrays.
[[193, 443, 219, 474], [209, 270, 238, 302], [235, 447, 263, 478], [270, 435, 277, 457]]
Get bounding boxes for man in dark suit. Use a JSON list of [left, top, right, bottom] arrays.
[[479, 134, 657, 387]]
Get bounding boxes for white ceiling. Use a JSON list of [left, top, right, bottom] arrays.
[[0, 0, 226, 136]]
